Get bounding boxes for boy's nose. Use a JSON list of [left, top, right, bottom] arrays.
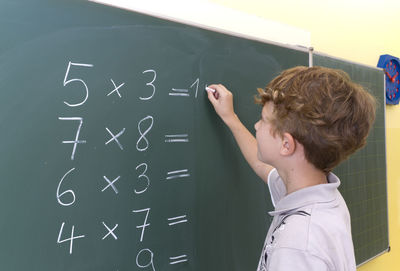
[[254, 120, 260, 131]]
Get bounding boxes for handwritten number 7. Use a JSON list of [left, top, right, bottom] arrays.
[[63, 61, 93, 107]]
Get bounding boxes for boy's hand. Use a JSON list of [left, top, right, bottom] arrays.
[[206, 84, 237, 125]]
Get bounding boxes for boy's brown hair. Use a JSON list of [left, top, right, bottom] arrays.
[[255, 66, 377, 173]]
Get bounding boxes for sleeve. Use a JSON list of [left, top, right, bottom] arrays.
[[268, 248, 329, 271], [267, 168, 287, 206]]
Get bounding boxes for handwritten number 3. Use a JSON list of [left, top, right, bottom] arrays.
[[140, 69, 156, 100], [135, 163, 150, 194]]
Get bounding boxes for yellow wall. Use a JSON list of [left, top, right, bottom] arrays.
[[209, 0, 400, 270]]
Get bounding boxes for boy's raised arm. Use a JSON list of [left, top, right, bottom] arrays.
[[206, 84, 273, 183]]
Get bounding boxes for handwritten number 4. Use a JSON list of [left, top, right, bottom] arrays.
[[57, 222, 85, 255]]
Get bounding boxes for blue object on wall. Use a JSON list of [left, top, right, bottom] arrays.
[[377, 54, 400, 105]]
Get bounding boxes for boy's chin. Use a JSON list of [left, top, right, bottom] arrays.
[[257, 152, 273, 167], [257, 152, 266, 163]]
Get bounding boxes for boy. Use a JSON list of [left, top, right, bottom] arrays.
[[206, 66, 376, 271]]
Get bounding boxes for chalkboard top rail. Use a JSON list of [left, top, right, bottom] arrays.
[[90, 0, 311, 52]]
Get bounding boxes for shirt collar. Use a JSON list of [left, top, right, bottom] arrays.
[[268, 172, 341, 216]]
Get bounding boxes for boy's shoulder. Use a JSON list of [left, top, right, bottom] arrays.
[[272, 207, 313, 251], [270, 203, 346, 270]]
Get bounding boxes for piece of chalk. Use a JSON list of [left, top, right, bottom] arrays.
[[205, 87, 216, 93]]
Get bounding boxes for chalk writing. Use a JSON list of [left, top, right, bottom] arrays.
[[166, 169, 190, 180], [132, 208, 151, 242], [107, 79, 125, 98], [102, 222, 118, 240], [167, 215, 188, 226], [63, 61, 93, 107], [57, 222, 85, 255], [59, 117, 86, 160], [135, 163, 150, 194], [169, 88, 189, 97], [102, 175, 120, 194], [56, 61, 192, 268], [140, 69, 156, 100], [105, 127, 125, 150], [136, 248, 156, 271], [191, 78, 200, 98], [136, 116, 154, 151], [57, 167, 76, 206], [169, 255, 188, 265], [164, 134, 189, 143], [169, 78, 200, 98]]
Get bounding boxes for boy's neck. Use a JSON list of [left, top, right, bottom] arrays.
[[277, 164, 328, 195]]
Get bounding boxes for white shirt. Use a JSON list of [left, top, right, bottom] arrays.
[[257, 169, 356, 271]]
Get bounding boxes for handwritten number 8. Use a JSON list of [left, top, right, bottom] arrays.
[[136, 116, 154, 152]]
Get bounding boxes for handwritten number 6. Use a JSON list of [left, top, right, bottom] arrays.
[[57, 168, 76, 206]]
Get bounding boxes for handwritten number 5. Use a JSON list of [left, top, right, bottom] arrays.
[[63, 61, 93, 107]]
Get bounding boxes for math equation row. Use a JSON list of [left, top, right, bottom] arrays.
[[62, 61, 208, 107], [58, 116, 191, 160]]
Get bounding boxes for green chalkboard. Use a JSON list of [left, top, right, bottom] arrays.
[[313, 54, 389, 265], [0, 0, 309, 270]]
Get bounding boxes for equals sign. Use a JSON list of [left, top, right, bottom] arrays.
[[169, 255, 188, 265], [167, 215, 188, 226], [169, 88, 190, 97], [166, 169, 190, 180], [164, 134, 189, 143]]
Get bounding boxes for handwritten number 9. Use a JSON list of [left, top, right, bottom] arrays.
[[63, 61, 93, 107], [57, 168, 76, 206], [136, 248, 156, 271], [140, 69, 156, 100]]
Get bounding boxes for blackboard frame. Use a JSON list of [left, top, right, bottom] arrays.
[[0, 0, 389, 269]]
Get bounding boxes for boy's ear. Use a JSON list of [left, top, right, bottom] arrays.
[[280, 132, 296, 156]]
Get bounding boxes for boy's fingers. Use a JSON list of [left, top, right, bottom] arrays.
[[209, 84, 224, 93], [209, 84, 228, 99], [207, 88, 218, 105], [206, 85, 219, 100]]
